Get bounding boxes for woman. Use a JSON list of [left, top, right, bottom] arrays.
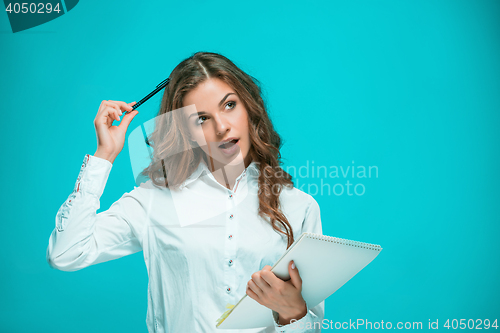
[[47, 52, 324, 333]]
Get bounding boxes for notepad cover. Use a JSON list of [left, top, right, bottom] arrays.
[[216, 232, 382, 329]]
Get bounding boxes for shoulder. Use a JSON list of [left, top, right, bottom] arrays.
[[281, 184, 317, 204], [136, 179, 157, 190], [278, 185, 322, 235], [127, 179, 162, 199], [279, 184, 320, 214]]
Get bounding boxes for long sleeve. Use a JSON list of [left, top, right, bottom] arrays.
[[272, 195, 325, 332], [272, 301, 325, 333], [46, 154, 150, 272]]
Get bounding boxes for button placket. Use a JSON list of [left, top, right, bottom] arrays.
[[233, 170, 246, 194], [224, 187, 237, 301], [227, 190, 235, 240]]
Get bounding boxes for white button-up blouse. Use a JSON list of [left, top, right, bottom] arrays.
[[46, 154, 325, 333]]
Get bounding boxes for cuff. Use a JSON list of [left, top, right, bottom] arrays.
[[272, 303, 316, 332], [73, 154, 113, 197]]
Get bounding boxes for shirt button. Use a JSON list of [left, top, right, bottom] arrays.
[[228, 234, 233, 240], [228, 259, 233, 266], [226, 287, 231, 294], [229, 194, 233, 199], [229, 214, 234, 220]]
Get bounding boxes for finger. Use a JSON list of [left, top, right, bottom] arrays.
[[288, 260, 302, 290], [118, 110, 139, 130], [246, 285, 262, 304], [100, 102, 121, 123], [103, 105, 120, 126], [108, 100, 134, 112], [95, 101, 122, 125], [260, 268, 279, 288], [248, 279, 264, 297], [95, 100, 110, 121], [122, 101, 138, 115], [104, 101, 123, 116], [110, 105, 121, 122], [108, 100, 133, 111], [105, 107, 115, 127], [251, 272, 272, 292]]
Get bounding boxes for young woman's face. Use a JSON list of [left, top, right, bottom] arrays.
[[183, 78, 252, 167]]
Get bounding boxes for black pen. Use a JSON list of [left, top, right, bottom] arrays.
[[123, 77, 170, 114]]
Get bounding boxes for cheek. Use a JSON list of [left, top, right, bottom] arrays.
[[236, 112, 250, 136], [241, 125, 251, 147], [190, 127, 213, 144], [240, 130, 251, 153]]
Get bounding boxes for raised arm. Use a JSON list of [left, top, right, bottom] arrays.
[[47, 99, 145, 271], [46, 154, 151, 271]]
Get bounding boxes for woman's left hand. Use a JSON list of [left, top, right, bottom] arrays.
[[246, 260, 307, 325]]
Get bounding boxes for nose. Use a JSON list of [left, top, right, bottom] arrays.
[[213, 113, 230, 136]]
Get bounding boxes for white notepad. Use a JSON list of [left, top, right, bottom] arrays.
[[215, 232, 383, 329]]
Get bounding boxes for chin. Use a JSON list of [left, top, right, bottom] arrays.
[[227, 150, 246, 165]]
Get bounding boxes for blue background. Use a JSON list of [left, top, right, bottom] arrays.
[[1, 0, 499, 331]]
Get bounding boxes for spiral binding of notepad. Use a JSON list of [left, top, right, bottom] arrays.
[[305, 233, 382, 251]]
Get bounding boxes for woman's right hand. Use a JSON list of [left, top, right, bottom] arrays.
[[93, 100, 139, 164]]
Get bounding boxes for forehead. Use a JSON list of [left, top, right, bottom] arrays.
[[183, 78, 236, 105]]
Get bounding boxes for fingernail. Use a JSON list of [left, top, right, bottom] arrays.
[[119, 111, 122, 115], [291, 262, 295, 269]]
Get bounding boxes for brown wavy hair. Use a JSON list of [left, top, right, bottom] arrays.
[[140, 51, 296, 248]]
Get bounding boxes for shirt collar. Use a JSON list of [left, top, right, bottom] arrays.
[[180, 159, 260, 189]]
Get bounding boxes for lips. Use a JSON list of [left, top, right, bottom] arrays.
[[218, 138, 239, 149], [218, 139, 240, 156]]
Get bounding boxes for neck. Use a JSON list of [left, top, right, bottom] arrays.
[[205, 153, 253, 191]]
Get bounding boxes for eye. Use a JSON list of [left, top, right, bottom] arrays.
[[225, 101, 236, 110], [194, 101, 236, 126], [196, 115, 208, 126]]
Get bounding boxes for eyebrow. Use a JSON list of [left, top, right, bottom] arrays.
[[188, 93, 236, 118]]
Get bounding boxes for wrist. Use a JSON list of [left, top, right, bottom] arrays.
[[94, 149, 116, 164], [278, 302, 307, 325]]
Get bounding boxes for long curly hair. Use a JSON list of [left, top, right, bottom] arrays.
[[140, 51, 296, 248]]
